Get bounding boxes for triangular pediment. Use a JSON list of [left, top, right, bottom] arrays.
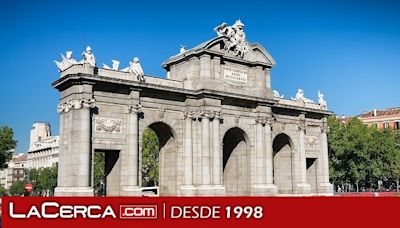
[[163, 36, 276, 69], [202, 37, 276, 66]]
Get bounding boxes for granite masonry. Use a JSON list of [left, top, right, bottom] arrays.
[[53, 21, 333, 196]]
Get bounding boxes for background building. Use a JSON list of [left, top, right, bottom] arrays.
[[357, 107, 400, 130], [0, 153, 27, 189], [26, 122, 59, 169]]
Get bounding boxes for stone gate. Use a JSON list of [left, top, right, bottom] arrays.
[[53, 21, 333, 196]]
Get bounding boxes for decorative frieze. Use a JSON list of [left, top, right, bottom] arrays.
[[95, 117, 122, 133], [57, 98, 95, 113]]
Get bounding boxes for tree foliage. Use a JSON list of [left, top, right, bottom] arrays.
[[25, 164, 58, 195], [0, 126, 17, 169], [141, 128, 159, 187], [93, 152, 105, 195], [328, 116, 400, 190], [9, 180, 24, 196]]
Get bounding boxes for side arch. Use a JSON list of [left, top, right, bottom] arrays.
[[223, 127, 251, 196], [272, 133, 294, 194], [138, 109, 182, 196]]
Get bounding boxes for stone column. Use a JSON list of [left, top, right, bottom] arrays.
[[212, 112, 222, 186], [255, 119, 265, 185], [184, 111, 194, 186], [264, 117, 277, 194], [318, 118, 333, 194], [56, 110, 65, 188], [296, 114, 311, 194], [181, 110, 196, 195], [121, 104, 141, 196], [55, 98, 95, 196], [201, 112, 211, 186]]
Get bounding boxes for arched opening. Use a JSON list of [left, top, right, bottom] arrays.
[[223, 127, 250, 196], [141, 122, 176, 196], [273, 133, 293, 194]]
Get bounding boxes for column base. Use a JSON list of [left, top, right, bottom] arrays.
[[54, 187, 94, 196], [120, 186, 142, 196], [251, 184, 278, 196], [180, 185, 197, 196], [197, 185, 225, 196], [295, 183, 311, 195], [318, 182, 334, 195]]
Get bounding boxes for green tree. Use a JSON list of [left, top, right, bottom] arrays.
[[328, 115, 400, 191], [141, 128, 159, 187], [36, 165, 58, 195], [93, 152, 105, 194], [9, 180, 24, 196], [0, 126, 17, 169], [0, 185, 8, 196]]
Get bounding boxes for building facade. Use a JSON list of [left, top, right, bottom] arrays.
[[0, 154, 27, 189], [26, 122, 59, 169], [53, 22, 332, 196], [358, 108, 400, 130]]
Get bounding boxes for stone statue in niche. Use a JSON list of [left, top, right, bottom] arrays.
[[292, 89, 314, 104], [54, 51, 78, 72], [103, 60, 120, 71], [318, 90, 328, 110], [81, 46, 96, 67], [214, 19, 249, 58], [122, 57, 145, 81]]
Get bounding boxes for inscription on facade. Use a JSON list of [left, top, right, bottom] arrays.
[[223, 66, 247, 83]]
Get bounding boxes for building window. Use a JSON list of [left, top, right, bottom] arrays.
[[395, 121, 400, 130], [383, 122, 390, 129]]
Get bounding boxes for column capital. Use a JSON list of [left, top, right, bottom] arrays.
[[196, 110, 223, 120], [184, 110, 196, 120], [320, 123, 329, 133], [297, 120, 307, 131], [127, 104, 142, 114], [255, 116, 273, 125], [57, 98, 95, 113]]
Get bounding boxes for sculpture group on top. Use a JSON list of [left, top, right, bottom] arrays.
[[273, 88, 327, 110], [214, 19, 249, 58], [54, 46, 145, 81]]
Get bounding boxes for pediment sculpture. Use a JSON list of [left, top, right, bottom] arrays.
[[214, 20, 249, 58]]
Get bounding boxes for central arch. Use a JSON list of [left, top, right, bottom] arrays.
[[223, 127, 250, 196], [144, 122, 177, 196], [272, 133, 294, 194]]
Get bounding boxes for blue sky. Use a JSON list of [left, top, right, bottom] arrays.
[[0, 0, 399, 153]]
